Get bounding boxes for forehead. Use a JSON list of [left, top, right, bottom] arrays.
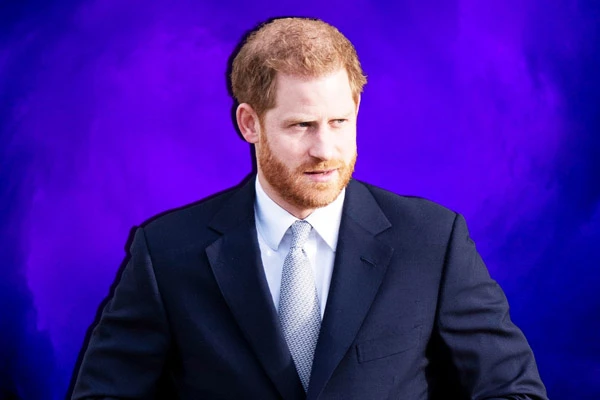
[[270, 69, 355, 115]]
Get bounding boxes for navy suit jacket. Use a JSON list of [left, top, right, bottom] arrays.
[[72, 177, 547, 399]]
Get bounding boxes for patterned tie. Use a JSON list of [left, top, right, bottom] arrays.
[[278, 220, 322, 392]]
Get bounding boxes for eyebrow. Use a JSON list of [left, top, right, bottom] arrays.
[[282, 112, 354, 126]]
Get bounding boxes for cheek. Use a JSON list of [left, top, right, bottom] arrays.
[[269, 137, 306, 161], [339, 134, 357, 158]]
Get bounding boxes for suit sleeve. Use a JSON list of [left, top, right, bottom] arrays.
[[436, 213, 548, 400], [71, 227, 170, 400]]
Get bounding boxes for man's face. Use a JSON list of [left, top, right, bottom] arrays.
[[256, 68, 358, 213]]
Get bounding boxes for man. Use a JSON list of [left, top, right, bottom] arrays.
[[72, 17, 547, 399]]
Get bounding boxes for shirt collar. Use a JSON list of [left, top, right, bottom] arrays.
[[254, 176, 345, 252]]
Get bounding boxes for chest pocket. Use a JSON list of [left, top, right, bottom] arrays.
[[355, 326, 421, 363]]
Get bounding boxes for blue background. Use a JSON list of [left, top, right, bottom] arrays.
[[1, 0, 599, 398]]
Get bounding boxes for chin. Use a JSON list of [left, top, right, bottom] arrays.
[[291, 185, 343, 209]]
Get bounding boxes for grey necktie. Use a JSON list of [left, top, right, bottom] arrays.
[[278, 220, 322, 392]]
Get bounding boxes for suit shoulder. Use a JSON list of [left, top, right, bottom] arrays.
[[357, 180, 457, 227], [138, 184, 241, 248]]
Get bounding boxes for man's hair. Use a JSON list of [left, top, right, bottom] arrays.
[[231, 17, 367, 120]]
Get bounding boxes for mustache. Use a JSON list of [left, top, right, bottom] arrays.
[[300, 161, 346, 172]]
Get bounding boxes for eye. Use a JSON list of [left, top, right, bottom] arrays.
[[289, 121, 314, 129], [332, 119, 347, 125]]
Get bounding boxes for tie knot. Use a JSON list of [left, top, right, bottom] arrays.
[[289, 220, 312, 249]]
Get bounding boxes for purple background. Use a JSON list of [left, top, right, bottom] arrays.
[[1, 0, 599, 399]]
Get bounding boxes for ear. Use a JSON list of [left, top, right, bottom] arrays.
[[236, 103, 260, 144], [355, 95, 361, 114]]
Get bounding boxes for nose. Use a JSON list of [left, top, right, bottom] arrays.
[[307, 124, 336, 161]]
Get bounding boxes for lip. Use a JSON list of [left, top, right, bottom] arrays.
[[304, 169, 338, 182]]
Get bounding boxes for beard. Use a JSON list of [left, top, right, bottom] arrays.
[[256, 133, 357, 210]]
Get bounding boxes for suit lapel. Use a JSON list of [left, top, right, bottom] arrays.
[[205, 177, 304, 400], [307, 180, 394, 400]]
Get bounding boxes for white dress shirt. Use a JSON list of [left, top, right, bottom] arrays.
[[254, 177, 345, 319]]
